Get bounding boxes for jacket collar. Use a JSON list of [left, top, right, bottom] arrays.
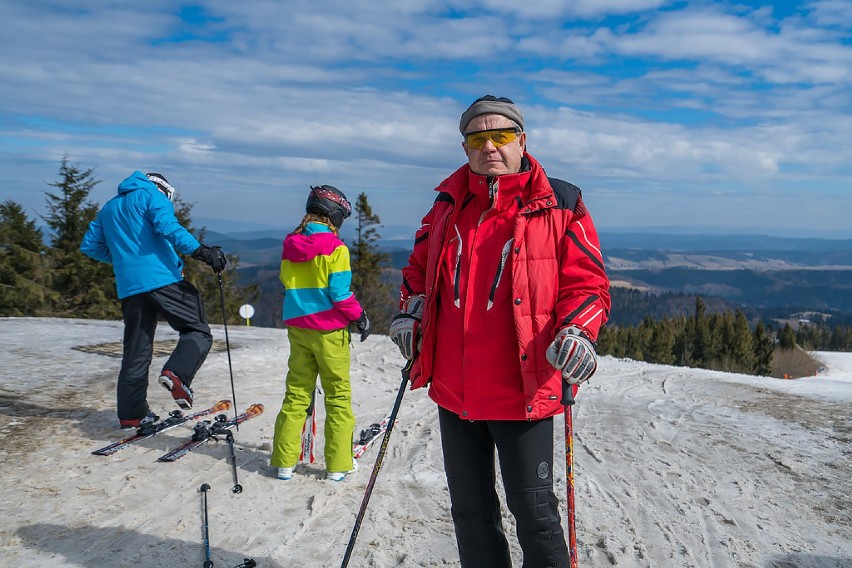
[[438, 153, 555, 213]]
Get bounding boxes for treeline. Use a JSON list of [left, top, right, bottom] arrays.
[[599, 297, 774, 375], [794, 322, 852, 352], [611, 287, 852, 331], [0, 158, 255, 322], [599, 295, 852, 377]]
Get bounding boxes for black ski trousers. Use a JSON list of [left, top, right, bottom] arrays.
[[117, 280, 212, 420], [438, 406, 568, 568]]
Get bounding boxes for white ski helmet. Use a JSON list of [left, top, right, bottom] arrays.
[[147, 173, 176, 201]]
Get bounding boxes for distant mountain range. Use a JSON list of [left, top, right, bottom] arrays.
[[208, 226, 852, 271], [209, 224, 852, 321]]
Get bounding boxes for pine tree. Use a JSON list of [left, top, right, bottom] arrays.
[[0, 200, 55, 315], [646, 317, 676, 365], [672, 315, 691, 365], [752, 321, 774, 376], [349, 193, 394, 334], [690, 297, 710, 367], [715, 312, 736, 366], [44, 158, 119, 318], [731, 310, 755, 372], [778, 323, 797, 350], [596, 324, 615, 356], [637, 315, 655, 355], [624, 327, 645, 361], [829, 325, 848, 351]]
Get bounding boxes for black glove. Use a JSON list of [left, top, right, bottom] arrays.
[[352, 311, 371, 342], [192, 244, 227, 273]]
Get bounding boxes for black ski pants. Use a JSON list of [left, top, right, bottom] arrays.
[[438, 406, 568, 568], [117, 280, 212, 420]]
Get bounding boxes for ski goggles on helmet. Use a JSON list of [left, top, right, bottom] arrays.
[[146, 173, 176, 201], [463, 127, 522, 150]]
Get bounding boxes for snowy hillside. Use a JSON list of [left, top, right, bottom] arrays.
[[0, 318, 849, 567]]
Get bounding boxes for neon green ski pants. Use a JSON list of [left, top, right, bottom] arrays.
[[271, 326, 355, 472]]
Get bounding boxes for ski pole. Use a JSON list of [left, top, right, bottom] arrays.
[[217, 272, 239, 428], [340, 359, 413, 568], [561, 382, 579, 568], [225, 430, 243, 494], [200, 483, 214, 568]]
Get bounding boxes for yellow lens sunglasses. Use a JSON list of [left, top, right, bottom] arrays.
[[463, 127, 521, 150]]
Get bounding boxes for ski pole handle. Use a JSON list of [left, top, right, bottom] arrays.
[[561, 380, 576, 406]]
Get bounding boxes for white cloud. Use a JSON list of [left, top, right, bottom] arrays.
[[806, 0, 852, 28], [603, 6, 852, 85], [452, 0, 669, 18]]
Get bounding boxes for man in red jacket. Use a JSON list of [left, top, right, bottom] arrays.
[[390, 95, 611, 567]]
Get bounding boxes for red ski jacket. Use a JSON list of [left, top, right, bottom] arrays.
[[400, 154, 610, 420]]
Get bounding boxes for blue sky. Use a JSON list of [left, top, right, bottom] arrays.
[[2, 0, 851, 238]]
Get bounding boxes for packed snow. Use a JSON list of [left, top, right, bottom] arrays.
[[0, 317, 849, 567]]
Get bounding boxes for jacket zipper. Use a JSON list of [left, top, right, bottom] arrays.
[[452, 225, 462, 308], [487, 238, 514, 310]]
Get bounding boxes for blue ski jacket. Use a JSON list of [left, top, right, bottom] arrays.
[[81, 171, 201, 299]]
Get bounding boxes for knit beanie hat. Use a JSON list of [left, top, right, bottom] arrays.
[[459, 95, 524, 133]]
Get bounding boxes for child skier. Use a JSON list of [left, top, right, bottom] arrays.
[[271, 185, 371, 481]]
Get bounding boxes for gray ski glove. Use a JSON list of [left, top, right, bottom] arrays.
[[546, 325, 598, 385], [389, 294, 425, 360]]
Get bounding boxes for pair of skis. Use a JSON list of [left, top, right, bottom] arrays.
[[92, 400, 233, 456], [91, 401, 264, 461], [158, 403, 264, 462], [298, 387, 393, 464]]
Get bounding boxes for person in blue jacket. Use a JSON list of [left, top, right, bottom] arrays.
[[81, 171, 227, 428]]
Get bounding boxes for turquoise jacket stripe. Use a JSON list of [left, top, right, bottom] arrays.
[[280, 222, 363, 330]]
